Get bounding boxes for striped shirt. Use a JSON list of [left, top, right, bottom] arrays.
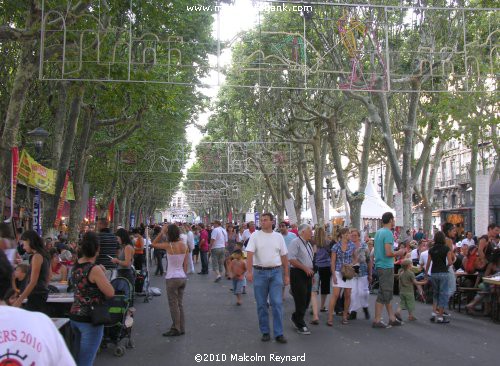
[[96, 229, 120, 270]]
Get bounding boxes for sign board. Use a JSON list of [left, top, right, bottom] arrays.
[[245, 212, 254, 223], [475, 173, 490, 236], [285, 198, 297, 224]]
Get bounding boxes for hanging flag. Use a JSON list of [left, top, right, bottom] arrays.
[[54, 170, 70, 228], [89, 197, 96, 223], [107, 198, 115, 224], [6, 147, 19, 222], [33, 189, 42, 236]]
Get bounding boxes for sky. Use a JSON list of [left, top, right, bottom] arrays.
[[184, 1, 260, 171]]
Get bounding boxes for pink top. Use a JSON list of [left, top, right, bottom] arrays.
[[165, 253, 186, 279]]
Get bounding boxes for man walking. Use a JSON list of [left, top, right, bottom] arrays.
[[198, 224, 209, 275], [372, 212, 406, 328], [210, 220, 226, 282], [288, 224, 314, 335], [246, 213, 289, 343]]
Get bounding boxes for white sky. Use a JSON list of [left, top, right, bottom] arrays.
[[184, 1, 260, 171]]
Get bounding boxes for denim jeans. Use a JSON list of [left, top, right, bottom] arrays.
[[431, 272, 450, 309], [200, 251, 209, 274], [70, 320, 104, 366], [253, 267, 284, 337]]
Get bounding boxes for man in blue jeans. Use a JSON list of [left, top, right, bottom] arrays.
[[246, 212, 289, 343]]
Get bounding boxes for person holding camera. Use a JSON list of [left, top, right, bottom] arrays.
[[327, 227, 357, 326]]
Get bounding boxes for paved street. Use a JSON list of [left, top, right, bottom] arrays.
[[96, 261, 499, 366]]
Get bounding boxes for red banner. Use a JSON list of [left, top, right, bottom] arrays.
[[54, 170, 70, 228], [227, 211, 233, 224], [7, 147, 20, 222], [89, 197, 96, 223], [107, 198, 115, 224]]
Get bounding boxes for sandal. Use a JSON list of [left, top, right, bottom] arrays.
[[326, 320, 333, 326], [341, 318, 349, 325], [320, 307, 327, 312], [310, 319, 319, 325]]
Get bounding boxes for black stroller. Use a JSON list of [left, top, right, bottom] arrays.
[[100, 276, 135, 357]]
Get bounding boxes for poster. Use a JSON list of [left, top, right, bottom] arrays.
[[475, 173, 490, 236], [130, 213, 136, 228], [395, 192, 403, 227], [254, 212, 260, 227], [245, 212, 255, 223], [285, 198, 297, 224]]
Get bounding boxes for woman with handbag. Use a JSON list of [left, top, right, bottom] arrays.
[[327, 227, 357, 326], [70, 232, 115, 366]]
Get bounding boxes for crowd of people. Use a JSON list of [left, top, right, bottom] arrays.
[[1, 215, 499, 364]]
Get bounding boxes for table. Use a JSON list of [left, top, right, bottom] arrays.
[[47, 293, 74, 303], [49, 281, 69, 292]]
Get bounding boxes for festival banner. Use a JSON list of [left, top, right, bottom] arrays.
[[89, 197, 96, 223], [33, 189, 42, 236], [254, 212, 260, 227], [107, 198, 115, 224], [54, 170, 70, 228], [17, 150, 75, 200], [130, 213, 136, 228]]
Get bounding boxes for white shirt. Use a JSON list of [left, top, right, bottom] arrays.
[[460, 238, 474, 248], [211, 227, 226, 249], [0, 306, 76, 366], [186, 231, 195, 250], [246, 230, 288, 267], [410, 248, 419, 261], [419, 250, 432, 275], [180, 233, 187, 245], [241, 229, 252, 243]]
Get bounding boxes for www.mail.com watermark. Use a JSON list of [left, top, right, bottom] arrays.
[[187, 3, 312, 13]]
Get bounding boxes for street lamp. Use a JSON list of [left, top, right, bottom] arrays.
[[27, 127, 49, 158]]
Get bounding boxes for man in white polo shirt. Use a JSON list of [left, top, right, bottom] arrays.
[[210, 220, 226, 282], [246, 213, 289, 344]]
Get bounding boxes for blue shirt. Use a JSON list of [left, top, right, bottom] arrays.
[[282, 232, 297, 250], [374, 227, 394, 269], [331, 241, 356, 272]]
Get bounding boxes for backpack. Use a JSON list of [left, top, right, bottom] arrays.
[[464, 246, 478, 274]]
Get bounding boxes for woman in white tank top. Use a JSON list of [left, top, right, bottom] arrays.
[[152, 224, 189, 336]]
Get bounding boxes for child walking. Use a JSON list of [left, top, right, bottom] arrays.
[[230, 250, 247, 305], [396, 259, 427, 321]]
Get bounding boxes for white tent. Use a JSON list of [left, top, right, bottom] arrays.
[[330, 181, 394, 220], [361, 181, 395, 219]]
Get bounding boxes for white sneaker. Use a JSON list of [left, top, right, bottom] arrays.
[[297, 326, 311, 335]]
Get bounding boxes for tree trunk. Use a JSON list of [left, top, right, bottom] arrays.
[[51, 82, 68, 164], [43, 85, 84, 233]]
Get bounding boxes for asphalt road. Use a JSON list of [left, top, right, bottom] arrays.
[[95, 261, 499, 366]]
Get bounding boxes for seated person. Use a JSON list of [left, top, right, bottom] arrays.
[[49, 248, 68, 282], [11, 263, 29, 296]]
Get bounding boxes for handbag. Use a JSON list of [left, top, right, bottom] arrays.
[[341, 264, 356, 281], [90, 303, 112, 326]]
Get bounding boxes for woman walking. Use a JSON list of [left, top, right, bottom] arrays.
[[70, 232, 115, 366], [112, 228, 136, 290], [313, 226, 331, 313], [327, 228, 357, 326], [152, 224, 189, 336], [425, 231, 453, 323], [12, 230, 50, 313], [442, 223, 457, 299]]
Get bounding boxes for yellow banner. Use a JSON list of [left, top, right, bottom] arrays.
[[18, 150, 75, 201]]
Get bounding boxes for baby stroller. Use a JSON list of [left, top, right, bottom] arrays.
[[100, 276, 135, 357]]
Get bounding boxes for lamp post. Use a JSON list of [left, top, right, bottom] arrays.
[[27, 127, 49, 236]]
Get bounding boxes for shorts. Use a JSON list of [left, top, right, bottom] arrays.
[[232, 279, 244, 294], [399, 292, 415, 312], [376, 268, 394, 304]]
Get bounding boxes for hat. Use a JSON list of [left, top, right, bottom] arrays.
[[401, 258, 412, 267]]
